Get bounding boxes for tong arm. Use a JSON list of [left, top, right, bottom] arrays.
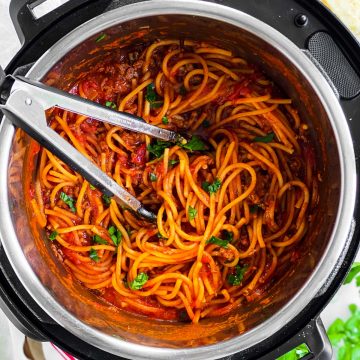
[[11, 75, 185, 143], [1, 88, 156, 222]]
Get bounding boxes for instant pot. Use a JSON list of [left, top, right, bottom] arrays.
[[1, 1, 360, 359]]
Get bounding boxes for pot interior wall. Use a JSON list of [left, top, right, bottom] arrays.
[[7, 14, 341, 348]]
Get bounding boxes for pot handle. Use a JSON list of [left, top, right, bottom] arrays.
[[255, 317, 332, 360], [302, 33, 360, 154], [9, 0, 111, 46], [303, 31, 360, 101]]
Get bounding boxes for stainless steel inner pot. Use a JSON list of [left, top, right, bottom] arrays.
[[0, 1, 356, 359]]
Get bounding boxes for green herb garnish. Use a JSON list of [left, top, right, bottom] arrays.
[[145, 83, 157, 103], [102, 194, 112, 206], [108, 226, 116, 235], [157, 232, 168, 239], [276, 344, 310, 360], [93, 234, 107, 245], [178, 309, 190, 322], [344, 262, 360, 285], [202, 119, 210, 128], [168, 159, 179, 167], [151, 101, 163, 108], [129, 272, 148, 290], [250, 204, 259, 214], [206, 236, 229, 248], [181, 135, 206, 152], [95, 33, 106, 43], [188, 206, 197, 221], [147, 140, 172, 158], [149, 173, 157, 182], [222, 230, 233, 243], [228, 265, 247, 286], [179, 85, 187, 96], [254, 132, 275, 143], [105, 101, 116, 109], [49, 231, 58, 241], [89, 184, 96, 190], [202, 178, 221, 194], [147, 135, 205, 159], [162, 116, 169, 125], [108, 226, 122, 247], [60, 192, 76, 213], [145, 83, 163, 108], [89, 248, 100, 262]]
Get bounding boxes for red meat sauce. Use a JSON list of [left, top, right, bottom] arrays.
[[101, 288, 179, 320], [35, 41, 303, 322], [42, 57, 151, 207]]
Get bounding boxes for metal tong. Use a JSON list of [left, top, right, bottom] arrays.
[[0, 76, 186, 221]]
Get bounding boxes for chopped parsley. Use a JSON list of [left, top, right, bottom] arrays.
[[222, 230, 233, 243], [178, 309, 190, 322], [89, 184, 96, 190], [102, 194, 112, 207], [202, 119, 210, 128], [49, 231, 58, 241], [129, 272, 148, 290], [250, 204, 259, 214], [149, 173, 157, 182], [179, 85, 187, 96], [145, 83, 157, 103], [89, 248, 100, 262], [202, 178, 221, 194], [151, 101, 164, 108], [181, 135, 206, 152], [95, 33, 106, 43], [147, 140, 172, 158], [157, 232, 168, 239], [206, 236, 229, 248], [108, 226, 122, 247], [254, 132, 275, 143], [168, 159, 179, 167], [93, 234, 107, 245], [162, 116, 169, 125], [145, 83, 163, 108], [147, 135, 205, 159], [188, 206, 197, 221], [60, 192, 76, 213], [105, 101, 116, 109], [228, 265, 247, 286]]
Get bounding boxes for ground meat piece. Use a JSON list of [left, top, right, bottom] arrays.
[[255, 172, 270, 200], [125, 67, 137, 81], [121, 131, 144, 149], [113, 76, 131, 94]]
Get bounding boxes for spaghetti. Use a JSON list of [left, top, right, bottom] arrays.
[[28, 39, 316, 323]]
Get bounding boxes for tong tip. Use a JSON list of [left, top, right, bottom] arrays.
[[175, 133, 189, 145], [138, 206, 157, 222]]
